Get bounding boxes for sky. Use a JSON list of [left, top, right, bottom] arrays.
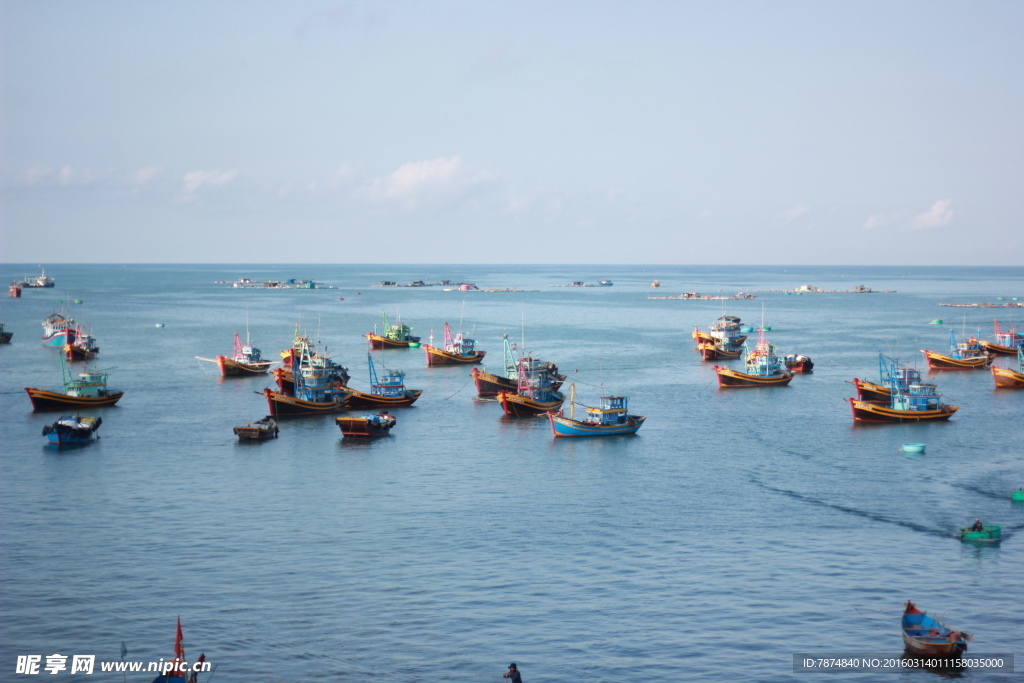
[[1, 0, 1022, 265]]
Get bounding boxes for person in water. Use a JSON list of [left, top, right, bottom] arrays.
[[971, 518, 984, 532], [503, 663, 522, 683]]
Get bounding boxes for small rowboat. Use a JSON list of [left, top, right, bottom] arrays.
[[43, 415, 102, 445], [233, 416, 279, 440], [958, 524, 1001, 543], [901, 602, 970, 657], [784, 354, 814, 373], [337, 412, 396, 437], [0, 322, 11, 343]]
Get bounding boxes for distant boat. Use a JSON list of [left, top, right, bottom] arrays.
[[548, 384, 645, 437], [233, 416, 279, 441], [980, 319, 1024, 355], [714, 327, 792, 387], [901, 601, 970, 657], [922, 329, 993, 370], [345, 353, 422, 409], [25, 355, 124, 410], [423, 322, 486, 366], [366, 311, 421, 349], [265, 346, 350, 417], [63, 324, 99, 361], [992, 349, 1024, 388], [13, 267, 55, 288], [337, 412, 397, 437], [42, 415, 102, 445], [0, 322, 11, 343], [784, 354, 814, 373], [848, 356, 957, 422], [651, 280, 660, 288], [471, 335, 564, 397], [41, 312, 77, 348], [497, 357, 565, 416]]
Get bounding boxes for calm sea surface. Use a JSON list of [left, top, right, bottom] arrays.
[[1, 265, 1021, 682]]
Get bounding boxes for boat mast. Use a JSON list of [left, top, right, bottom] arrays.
[[570, 382, 576, 421]]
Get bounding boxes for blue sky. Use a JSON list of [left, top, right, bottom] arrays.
[[2, 1, 1022, 264]]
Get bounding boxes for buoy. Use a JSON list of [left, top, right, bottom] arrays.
[[155, 323, 165, 328], [901, 443, 926, 454], [929, 319, 943, 325]]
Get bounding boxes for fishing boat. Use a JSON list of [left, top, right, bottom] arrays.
[[922, 329, 993, 370], [336, 412, 397, 437], [692, 315, 748, 349], [852, 353, 929, 401], [233, 416, 279, 440], [345, 354, 423, 408], [698, 339, 743, 361], [197, 332, 275, 377], [366, 311, 421, 349], [901, 602, 970, 657], [150, 617, 211, 683], [14, 267, 55, 288], [41, 312, 77, 347], [548, 384, 646, 437], [992, 349, 1024, 388], [980, 319, 1024, 355], [0, 322, 11, 343], [1011, 488, 1024, 502], [63, 325, 99, 361], [471, 335, 564, 397], [264, 347, 350, 416], [25, 355, 124, 410], [274, 327, 350, 392], [958, 524, 1001, 543], [784, 354, 814, 373], [848, 358, 957, 422], [497, 357, 565, 416], [713, 328, 792, 387], [423, 322, 486, 366], [42, 415, 102, 445]]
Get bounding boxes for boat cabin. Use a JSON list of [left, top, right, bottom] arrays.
[[516, 357, 559, 401], [892, 383, 942, 412], [584, 396, 630, 425], [446, 333, 477, 357], [948, 329, 986, 359], [373, 370, 407, 398], [879, 354, 922, 392], [745, 342, 784, 377], [65, 370, 110, 398]]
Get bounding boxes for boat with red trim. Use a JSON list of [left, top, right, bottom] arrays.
[[198, 331, 274, 376], [265, 347, 350, 417], [25, 355, 124, 410], [471, 335, 564, 397], [714, 327, 792, 387], [273, 327, 350, 393], [922, 329, 993, 369], [345, 353, 423, 409], [901, 601, 970, 657], [848, 359, 957, 422], [980, 319, 1024, 355], [41, 312, 76, 347], [783, 354, 813, 373], [423, 322, 486, 366], [233, 416, 279, 440], [698, 339, 743, 361], [63, 325, 99, 361], [366, 311, 421, 349], [337, 412, 397, 437], [498, 357, 565, 415], [852, 353, 923, 401], [992, 349, 1024, 388]]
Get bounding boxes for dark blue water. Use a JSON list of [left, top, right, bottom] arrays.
[[1, 265, 1021, 682]]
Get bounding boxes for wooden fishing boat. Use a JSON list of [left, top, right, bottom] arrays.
[[25, 356, 124, 410], [63, 325, 99, 361], [548, 384, 646, 437], [497, 357, 565, 416], [471, 335, 564, 397], [992, 350, 1024, 388], [784, 354, 814, 373], [692, 315, 748, 350], [345, 354, 423, 408], [848, 362, 957, 422], [698, 340, 743, 361], [273, 327, 350, 392], [852, 353, 925, 401], [980, 319, 1024, 355], [42, 415, 102, 445], [714, 327, 792, 387], [922, 329, 993, 369], [901, 602, 970, 657], [0, 322, 12, 343], [337, 412, 397, 437], [366, 311, 421, 349], [958, 524, 1001, 543], [41, 311, 76, 347], [233, 416, 279, 440], [265, 348, 350, 417], [423, 322, 486, 365]]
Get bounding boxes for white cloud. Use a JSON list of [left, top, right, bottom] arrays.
[[774, 204, 810, 225], [177, 169, 239, 201], [912, 199, 954, 230], [21, 165, 54, 186], [18, 164, 109, 187], [357, 156, 492, 208], [133, 166, 163, 185]]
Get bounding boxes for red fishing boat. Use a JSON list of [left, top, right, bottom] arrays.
[[423, 322, 486, 366], [714, 326, 792, 387], [497, 357, 565, 416], [980, 319, 1024, 355]]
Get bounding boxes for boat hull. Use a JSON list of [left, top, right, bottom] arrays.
[[498, 391, 565, 416], [217, 355, 273, 376], [548, 413, 646, 437], [264, 388, 348, 416], [423, 345, 486, 366], [980, 340, 1021, 355], [0, 332, 12, 343], [25, 387, 124, 411], [42, 329, 75, 348], [785, 360, 814, 373], [901, 605, 969, 657], [901, 635, 967, 658], [336, 415, 396, 436], [366, 333, 420, 349], [699, 343, 742, 360], [233, 419, 278, 440], [958, 525, 1001, 543], [471, 368, 517, 397], [43, 417, 101, 445], [714, 366, 792, 387], [852, 378, 891, 401], [848, 398, 957, 423], [922, 350, 993, 370], [992, 365, 1024, 388], [64, 343, 99, 361], [345, 388, 422, 409]]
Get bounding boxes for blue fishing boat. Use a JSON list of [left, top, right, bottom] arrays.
[[853, 352, 923, 401], [848, 358, 957, 422], [922, 329, 993, 370], [714, 327, 792, 387], [41, 311, 76, 347], [273, 326, 350, 393], [548, 384, 646, 437], [346, 353, 423, 408], [264, 345, 350, 416], [901, 602, 970, 657], [498, 357, 565, 416], [42, 415, 102, 445]]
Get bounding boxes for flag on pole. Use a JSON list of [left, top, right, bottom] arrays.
[[174, 617, 184, 660]]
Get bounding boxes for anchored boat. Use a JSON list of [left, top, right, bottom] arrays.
[[848, 358, 957, 422], [0, 322, 12, 343], [345, 354, 422, 409], [901, 602, 970, 657], [548, 384, 646, 437], [498, 357, 566, 416], [233, 416, 279, 441], [922, 329, 993, 370], [698, 339, 743, 361], [692, 315, 748, 350], [784, 354, 814, 373], [366, 311, 421, 349], [25, 355, 124, 410], [197, 332, 274, 377], [273, 327, 350, 393], [980, 319, 1024, 355], [958, 524, 1001, 543], [337, 412, 397, 437], [852, 353, 923, 401], [714, 327, 792, 387], [41, 312, 76, 348], [471, 335, 564, 397], [423, 322, 486, 366], [63, 324, 100, 361], [42, 415, 102, 445], [150, 617, 210, 683], [264, 346, 350, 417], [992, 349, 1024, 388]]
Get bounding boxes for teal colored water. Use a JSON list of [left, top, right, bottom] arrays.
[[1, 265, 1022, 682]]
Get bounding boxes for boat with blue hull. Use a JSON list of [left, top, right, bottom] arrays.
[[498, 357, 565, 416], [849, 357, 957, 422], [273, 327, 350, 393], [992, 348, 1024, 388], [424, 322, 486, 366], [852, 352, 923, 401], [345, 354, 423, 409], [41, 312, 77, 347], [714, 327, 792, 387], [980, 318, 1024, 355], [922, 329, 993, 370], [25, 355, 124, 410], [265, 346, 350, 417], [43, 415, 102, 445], [901, 602, 970, 657], [548, 384, 645, 437], [367, 311, 421, 349]]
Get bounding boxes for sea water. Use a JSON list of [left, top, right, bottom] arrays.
[[1, 265, 1021, 682]]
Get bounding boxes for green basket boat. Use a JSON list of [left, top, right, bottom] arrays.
[[958, 525, 1001, 543], [1011, 489, 1024, 502]]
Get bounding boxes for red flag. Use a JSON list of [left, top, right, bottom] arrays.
[[174, 617, 184, 660]]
